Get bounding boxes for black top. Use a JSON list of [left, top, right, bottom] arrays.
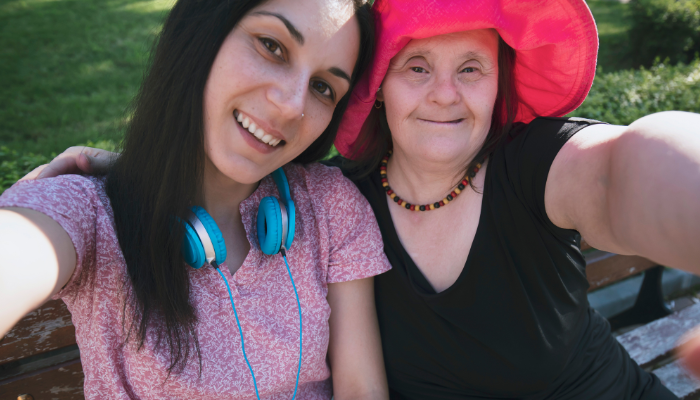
[[328, 117, 676, 400]]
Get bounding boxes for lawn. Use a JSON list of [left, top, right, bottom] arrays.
[[0, 0, 172, 156]]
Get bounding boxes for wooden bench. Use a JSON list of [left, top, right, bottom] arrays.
[[0, 300, 82, 400], [584, 241, 700, 399], [1, 244, 698, 399]]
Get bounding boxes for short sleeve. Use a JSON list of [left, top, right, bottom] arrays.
[[318, 167, 392, 283], [502, 117, 603, 229], [0, 175, 103, 299]]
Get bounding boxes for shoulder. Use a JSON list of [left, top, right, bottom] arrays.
[[507, 117, 604, 146], [1, 175, 107, 210], [284, 162, 365, 204]]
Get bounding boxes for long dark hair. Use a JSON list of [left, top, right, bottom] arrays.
[[347, 35, 518, 186], [105, 0, 375, 375]]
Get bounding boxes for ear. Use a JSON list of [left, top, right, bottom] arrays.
[[376, 87, 384, 102]]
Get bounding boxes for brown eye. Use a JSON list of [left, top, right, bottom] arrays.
[[411, 67, 426, 73], [311, 80, 334, 100], [260, 38, 282, 57]]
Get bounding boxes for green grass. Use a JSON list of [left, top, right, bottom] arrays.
[[587, 0, 635, 72], [0, 0, 173, 156]]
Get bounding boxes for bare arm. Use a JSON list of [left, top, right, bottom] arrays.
[[327, 277, 389, 400], [545, 111, 700, 273], [0, 207, 76, 337]]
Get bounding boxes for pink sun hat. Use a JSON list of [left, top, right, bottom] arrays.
[[335, 0, 598, 158]]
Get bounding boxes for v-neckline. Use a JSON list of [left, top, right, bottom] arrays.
[[373, 164, 490, 297]]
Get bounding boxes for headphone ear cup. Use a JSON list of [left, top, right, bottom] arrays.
[[191, 206, 227, 265], [181, 222, 206, 269], [257, 196, 283, 255]]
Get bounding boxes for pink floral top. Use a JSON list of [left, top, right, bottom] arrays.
[[0, 163, 391, 400]]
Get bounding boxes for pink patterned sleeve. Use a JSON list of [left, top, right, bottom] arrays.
[[0, 175, 102, 299], [321, 167, 392, 283]]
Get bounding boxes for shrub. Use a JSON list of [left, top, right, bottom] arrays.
[[629, 0, 700, 66], [571, 59, 700, 125]]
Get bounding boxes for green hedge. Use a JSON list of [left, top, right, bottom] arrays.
[[629, 0, 700, 66], [571, 59, 700, 125]]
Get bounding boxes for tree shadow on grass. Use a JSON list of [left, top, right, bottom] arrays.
[[0, 0, 173, 155]]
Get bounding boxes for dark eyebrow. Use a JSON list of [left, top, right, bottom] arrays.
[[250, 11, 304, 45], [328, 67, 351, 84]]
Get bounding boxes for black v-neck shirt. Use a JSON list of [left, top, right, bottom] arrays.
[[327, 117, 676, 400]]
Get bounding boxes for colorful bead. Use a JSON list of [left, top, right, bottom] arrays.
[[379, 151, 484, 212]]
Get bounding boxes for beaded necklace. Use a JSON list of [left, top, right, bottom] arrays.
[[380, 150, 484, 211]]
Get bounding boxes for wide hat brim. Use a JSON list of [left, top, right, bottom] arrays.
[[335, 0, 598, 158]]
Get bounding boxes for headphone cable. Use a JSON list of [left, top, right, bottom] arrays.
[[215, 253, 302, 400]]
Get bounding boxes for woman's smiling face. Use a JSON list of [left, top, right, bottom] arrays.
[[378, 29, 499, 165], [203, 0, 360, 184]]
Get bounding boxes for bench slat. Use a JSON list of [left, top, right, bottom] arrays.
[[585, 251, 657, 291], [0, 358, 84, 400], [653, 360, 700, 399], [617, 303, 700, 368], [0, 300, 76, 364]]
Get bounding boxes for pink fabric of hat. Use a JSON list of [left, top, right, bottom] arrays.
[[335, 0, 598, 158]]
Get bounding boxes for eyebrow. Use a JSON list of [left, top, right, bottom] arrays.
[[329, 67, 352, 84], [250, 11, 304, 45]]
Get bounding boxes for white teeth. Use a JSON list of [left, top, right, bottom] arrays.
[[236, 111, 281, 147]]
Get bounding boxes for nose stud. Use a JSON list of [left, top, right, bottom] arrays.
[[301, 113, 304, 118]]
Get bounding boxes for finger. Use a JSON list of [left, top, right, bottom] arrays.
[[680, 328, 700, 376], [75, 153, 93, 174], [80, 152, 113, 175], [18, 164, 49, 182], [35, 156, 82, 179]]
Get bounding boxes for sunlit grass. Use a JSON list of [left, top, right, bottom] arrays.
[[0, 0, 169, 155]]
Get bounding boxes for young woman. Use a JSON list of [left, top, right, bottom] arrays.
[[0, 0, 391, 398], [21, 0, 700, 398]]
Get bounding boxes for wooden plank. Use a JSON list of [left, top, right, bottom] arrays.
[[585, 250, 657, 291], [653, 360, 700, 400], [617, 303, 700, 368], [0, 300, 76, 364], [0, 358, 84, 400]]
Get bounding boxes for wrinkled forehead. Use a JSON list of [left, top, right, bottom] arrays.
[[391, 29, 500, 65]]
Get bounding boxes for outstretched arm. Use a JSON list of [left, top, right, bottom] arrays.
[[0, 207, 76, 337], [327, 277, 389, 400], [545, 111, 700, 273]]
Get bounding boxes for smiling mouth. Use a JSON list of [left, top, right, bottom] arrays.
[[234, 110, 284, 147], [420, 118, 465, 124]]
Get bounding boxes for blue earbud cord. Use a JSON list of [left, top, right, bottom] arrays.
[[282, 251, 303, 400], [216, 267, 262, 400], [215, 253, 302, 400]]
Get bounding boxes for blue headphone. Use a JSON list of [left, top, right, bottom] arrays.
[[178, 167, 302, 400], [180, 167, 296, 268]]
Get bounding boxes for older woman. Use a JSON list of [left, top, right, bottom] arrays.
[[23, 0, 700, 398]]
